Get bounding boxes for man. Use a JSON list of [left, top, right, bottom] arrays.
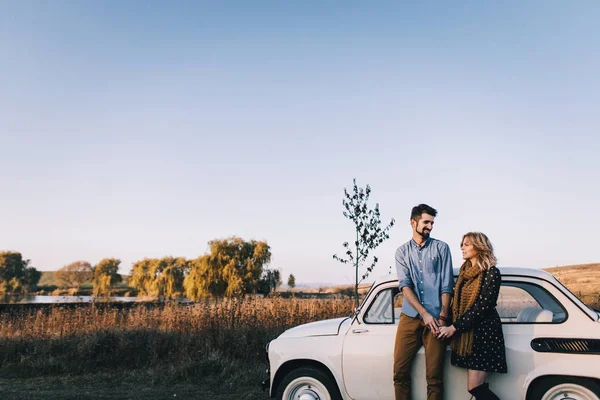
[[393, 204, 454, 400]]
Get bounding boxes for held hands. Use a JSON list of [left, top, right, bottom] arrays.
[[437, 325, 456, 340]]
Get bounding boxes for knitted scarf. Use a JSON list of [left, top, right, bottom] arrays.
[[451, 260, 484, 357]]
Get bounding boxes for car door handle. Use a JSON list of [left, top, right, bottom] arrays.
[[352, 329, 369, 334]]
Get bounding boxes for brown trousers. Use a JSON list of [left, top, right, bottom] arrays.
[[393, 314, 446, 400]]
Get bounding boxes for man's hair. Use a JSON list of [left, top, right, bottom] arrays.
[[410, 204, 437, 221]]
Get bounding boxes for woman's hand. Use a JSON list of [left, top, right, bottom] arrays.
[[437, 325, 456, 340]]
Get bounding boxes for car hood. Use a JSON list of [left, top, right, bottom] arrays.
[[278, 317, 350, 338]]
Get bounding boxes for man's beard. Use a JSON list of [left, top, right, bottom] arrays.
[[417, 228, 430, 238]]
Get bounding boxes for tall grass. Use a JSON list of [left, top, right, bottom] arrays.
[[3, 295, 598, 380], [0, 298, 354, 379]]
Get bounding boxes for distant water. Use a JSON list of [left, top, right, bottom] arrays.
[[0, 295, 139, 304]]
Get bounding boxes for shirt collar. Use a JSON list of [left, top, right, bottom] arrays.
[[411, 237, 431, 249]]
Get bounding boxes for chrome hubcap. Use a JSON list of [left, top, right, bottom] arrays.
[[283, 376, 330, 400], [297, 389, 320, 400], [542, 383, 599, 400]]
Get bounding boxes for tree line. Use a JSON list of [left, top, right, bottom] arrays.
[[0, 237, 297, 300], [0, 251, 41, 293], [2, 179, 391, 302]]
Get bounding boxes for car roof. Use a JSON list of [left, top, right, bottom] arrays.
[[374, 266, 558, 285]]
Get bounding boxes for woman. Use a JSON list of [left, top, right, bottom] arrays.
[[437, 232, 507, 400]]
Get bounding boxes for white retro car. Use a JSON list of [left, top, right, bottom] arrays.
[[263, 267, 600, 400]]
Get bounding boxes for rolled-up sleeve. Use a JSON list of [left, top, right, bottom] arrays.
[[395, 247, 413, 291], [440, 243, 454, 295]]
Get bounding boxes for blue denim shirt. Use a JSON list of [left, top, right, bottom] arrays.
[[395, 237, 454, 318]]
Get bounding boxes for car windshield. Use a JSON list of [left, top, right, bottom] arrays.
[[354, 282, 378, 315]]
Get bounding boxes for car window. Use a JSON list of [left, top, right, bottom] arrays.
[[498, 282, 567, 323], [364, 287, 402, 324]]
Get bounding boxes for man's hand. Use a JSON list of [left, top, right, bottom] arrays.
[[422, 312, 440, 334]]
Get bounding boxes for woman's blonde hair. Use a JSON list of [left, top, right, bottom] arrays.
[[461, 232, 497, 271]]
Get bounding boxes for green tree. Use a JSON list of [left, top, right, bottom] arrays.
[[184, 255, 224, 299], [184, 237, 271, 299], [128, 258, 154, 296], [0, 251, 40, 293], [92, 258, 122, 296], [130, 257, 190, 298], [259, 268, 282, 295], [153, 257, 188, 298], [333, 179, 395, 305], [24, 267, 42, 291], [55, 261, 93, 288], [272, 269, 282, 291], [287, 273, 296, 290]]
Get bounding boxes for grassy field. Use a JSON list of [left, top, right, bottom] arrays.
[[544, 263, 600, 304], [36, 271, 133, 297], [5, 263, 598, 399], [0, 298, 354, 399], [0, 366, 266, 400]]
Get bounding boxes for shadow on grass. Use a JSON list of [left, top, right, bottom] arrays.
[[0, 365, 268, 400], [0, 328, 267, 383]]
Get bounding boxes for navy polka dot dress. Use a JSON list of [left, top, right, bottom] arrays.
[[452, 266, 507, 373]]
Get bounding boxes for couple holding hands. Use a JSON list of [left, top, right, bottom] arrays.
[[393, 204, 507, 400]]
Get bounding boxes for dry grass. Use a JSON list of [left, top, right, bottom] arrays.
[[3, 264, 599, 397], [2, 276, 598, 398], [292, 283, 372, 295], [544, 263, 600, 306], [0, 298, 354, 379], [545, 263, 600, 273]]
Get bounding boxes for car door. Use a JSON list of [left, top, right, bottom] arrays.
[[341, 285, 397, 399], [341, 284, 467, 400], [491, 277, 572, 400]]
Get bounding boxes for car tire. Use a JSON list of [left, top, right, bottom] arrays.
[[530, 377, 600, 400], [275, 366, 342, 400]]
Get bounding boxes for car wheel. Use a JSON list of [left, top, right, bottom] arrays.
[[530, 377, 600, 400], [276, 366, 342, 400]]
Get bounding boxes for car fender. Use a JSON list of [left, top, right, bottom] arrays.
[[269, 325, 351, 398], [523, 353, 600, 391]]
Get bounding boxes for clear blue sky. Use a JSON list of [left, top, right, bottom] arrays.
[[1, 1, 598, 285]]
